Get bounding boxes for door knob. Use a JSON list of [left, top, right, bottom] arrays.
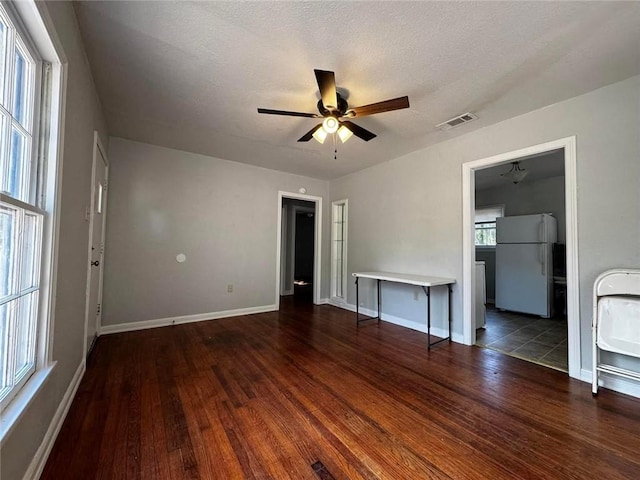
[[91, 260, 100, 267]]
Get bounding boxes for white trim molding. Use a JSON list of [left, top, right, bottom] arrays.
[[21, 361, 84, 480], [0, 363, 56, 444], [328, 300, 464, 344], [462, 136, 581, 379], [275, 191, 323, 307], [330, 198, 349, 303], [100, 304, 278, 335]]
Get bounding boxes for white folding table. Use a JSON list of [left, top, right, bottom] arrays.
[[352, 272, 456, 349]]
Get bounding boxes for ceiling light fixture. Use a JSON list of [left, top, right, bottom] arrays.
[[501, 161, 529, 184], [337, 125, 353, 143], [312, 127, 328, 144], [322, 116, 339, 134]]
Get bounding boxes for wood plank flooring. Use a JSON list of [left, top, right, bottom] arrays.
[[42, 299, 640, 479]]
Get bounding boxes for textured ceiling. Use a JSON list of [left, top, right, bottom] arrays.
[[73, 1, 640, 180]]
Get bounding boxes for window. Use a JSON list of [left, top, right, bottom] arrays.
[[0, 2, 52, 412], [475, 205, 504, 247], [331, 200, 348, 300]]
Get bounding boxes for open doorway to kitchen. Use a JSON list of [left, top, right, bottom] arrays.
[[473, 150, 567, 371], [462, 137, 580, 379]]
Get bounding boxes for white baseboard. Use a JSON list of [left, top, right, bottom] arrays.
[[317, 298, 330, 305], [22, 361, 85, 480], [328, 298, 348, 309], [100, 304, 278, 335], [580, 368, 640, 399], [329, 301, 464, 344]]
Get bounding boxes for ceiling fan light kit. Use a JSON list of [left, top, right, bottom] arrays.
[[257, 69, 410, 147], [337, 125, 353, 143], [322, 116, 339, 134], [312, 127, 328, 144]]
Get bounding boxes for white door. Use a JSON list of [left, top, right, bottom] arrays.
[[85, 134, 109, 356]]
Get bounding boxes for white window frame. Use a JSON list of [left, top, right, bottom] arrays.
[[474, 204, 504, 248], [0, 0, 66, 441], [330, 199, 348, 302]]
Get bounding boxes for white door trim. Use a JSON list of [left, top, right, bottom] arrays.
[[462, 136, 580, 379], [330, 199, 349, 304], [276, 191, 323, 306], [82, 131, 109, 359]]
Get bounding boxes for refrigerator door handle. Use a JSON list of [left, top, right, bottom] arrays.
[[539, 216, 545, 243], [540, 244, 546, 276]]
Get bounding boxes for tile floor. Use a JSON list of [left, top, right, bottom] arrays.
[[476, 306, 568, 372]]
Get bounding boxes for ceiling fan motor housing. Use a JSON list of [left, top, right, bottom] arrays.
[[317, 93, 348, 117]]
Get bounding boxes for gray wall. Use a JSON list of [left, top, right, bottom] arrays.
[[476, 174, 566, 300], [101, 138, 330, 327], [330, 75, 640, 374], [0, 2, 109, 479]]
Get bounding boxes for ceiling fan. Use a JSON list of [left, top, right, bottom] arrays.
[[257, 69, 410, 144]]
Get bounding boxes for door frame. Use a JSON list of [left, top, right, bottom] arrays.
[[289, 204, 316, 293], [462, 136, 580, 379], [276, 191, 322, 306], [82, 131, 109, 358]]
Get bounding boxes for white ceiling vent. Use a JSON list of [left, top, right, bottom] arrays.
[[436, 112, 478, 131]]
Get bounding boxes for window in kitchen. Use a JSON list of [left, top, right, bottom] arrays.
[[475, 205, 504, 247]]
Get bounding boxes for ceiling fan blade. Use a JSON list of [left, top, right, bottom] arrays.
[[341, 120, 377, 142], [297, 124, 323, 142], [314, 69, 338, 111], [348, 96, 410, 118], [257, 108, 318, 118]]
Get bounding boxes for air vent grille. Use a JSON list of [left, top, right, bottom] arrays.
[[436, 112, 478, 131]]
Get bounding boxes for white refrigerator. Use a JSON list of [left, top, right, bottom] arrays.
[[495, 214, 557, 317]]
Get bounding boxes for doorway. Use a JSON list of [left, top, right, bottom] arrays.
[[473, 150, 567, 370], [462, 137, 581, 379], [84, 132, 109, 357], [276, 192, 322, 307]]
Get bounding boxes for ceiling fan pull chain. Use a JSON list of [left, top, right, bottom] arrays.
[[334, 133, 338, 160]]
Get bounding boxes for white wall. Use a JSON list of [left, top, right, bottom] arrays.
[[330, 75, 640, 376], [0, 3, 109, 479], [101, 138, 330, 328]]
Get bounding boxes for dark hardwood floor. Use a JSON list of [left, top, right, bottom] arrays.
[[42, 299, 640, 479]]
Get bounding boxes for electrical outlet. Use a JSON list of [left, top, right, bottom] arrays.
[[227, 284, 233, 293], [413, 289, 419, 301]]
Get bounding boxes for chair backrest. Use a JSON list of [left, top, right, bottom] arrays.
[[596, 296, 640, 357], [594, 269, 640, 297]]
